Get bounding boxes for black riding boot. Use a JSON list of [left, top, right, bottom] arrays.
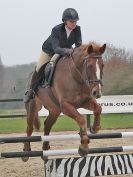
[[23, 71, 39, 103], [45, 62, 55, 87]]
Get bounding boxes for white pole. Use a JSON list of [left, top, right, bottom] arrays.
[[43, 149, 78, 156], [41, 134, 80, 141]]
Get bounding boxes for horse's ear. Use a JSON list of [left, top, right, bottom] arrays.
[[87, 45, 93, 54], [100, 44, 106, 54]]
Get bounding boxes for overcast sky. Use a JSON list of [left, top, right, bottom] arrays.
[[0, 0, 133, 66]]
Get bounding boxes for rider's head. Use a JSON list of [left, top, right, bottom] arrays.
[[62, 8, 79, 30]]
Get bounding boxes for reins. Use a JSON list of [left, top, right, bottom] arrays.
[[68, 53, 103, 87]]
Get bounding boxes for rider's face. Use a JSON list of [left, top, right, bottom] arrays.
[[65, 20, 77, 30]]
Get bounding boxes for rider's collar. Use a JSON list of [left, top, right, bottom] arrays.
[[65, 25, 72, 38]]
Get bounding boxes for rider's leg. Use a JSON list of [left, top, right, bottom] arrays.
[[46, 54, 60, 86], [24, 51, 51, 103], [50, 54, 60, 65], [36, 51, 51, 73]]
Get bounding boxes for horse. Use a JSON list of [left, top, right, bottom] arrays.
[[22, 42, 106, 162]]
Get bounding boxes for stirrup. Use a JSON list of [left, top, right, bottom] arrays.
[[42, 81, 50, 88], [49, 61, 54, 67], [23, 89, 35, 103]]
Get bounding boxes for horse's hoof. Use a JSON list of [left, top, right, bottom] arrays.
[[78, 146, 89, 157], [41, 156, 48, 161], [21, 145, 31, 162], [42, 143, 50, 160], [90, 126, 101, 134], [21, 157, 29, 162], [90, 126, 96, 134]]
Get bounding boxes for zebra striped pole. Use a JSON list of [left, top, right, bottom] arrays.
[[1, 145, 133, 159], [1, 131, 133, 144]]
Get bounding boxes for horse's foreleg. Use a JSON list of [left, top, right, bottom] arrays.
[[83, 98, 102, 134], [61, 102, 89, 156], [43, 110, 60, 151], [91, 103, 102, 133]]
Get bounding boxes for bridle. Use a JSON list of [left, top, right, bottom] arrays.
[[69, 53, 103, 87]]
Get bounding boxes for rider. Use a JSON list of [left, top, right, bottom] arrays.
[[24, 8, 82, 103]]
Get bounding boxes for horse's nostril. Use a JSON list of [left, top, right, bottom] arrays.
[[97, 94, 101, 98]]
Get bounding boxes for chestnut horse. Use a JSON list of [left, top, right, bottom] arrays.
[[22, 42, 106, 162]]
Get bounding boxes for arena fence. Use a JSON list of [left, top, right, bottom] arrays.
[[0, 98, 26, 118]]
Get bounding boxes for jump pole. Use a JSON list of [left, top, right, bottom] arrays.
[[1, 131, 133, 144], [1, 145, 133, 159], [1, 146, 133, 177], [1, 133, 133, 177]]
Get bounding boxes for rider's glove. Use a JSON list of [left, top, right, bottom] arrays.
[[65, 48, 73, 56]]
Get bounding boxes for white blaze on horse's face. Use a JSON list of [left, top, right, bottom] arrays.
[[96, 59, 102, 93], [96, 59, 100, 80]]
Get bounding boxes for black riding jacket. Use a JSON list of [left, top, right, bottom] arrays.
[[42, 23, 82, 55]]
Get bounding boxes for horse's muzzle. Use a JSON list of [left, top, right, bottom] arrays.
[[91, 86, 102, 99]]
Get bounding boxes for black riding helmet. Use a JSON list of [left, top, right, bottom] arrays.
[[62, 8, 79, 22]]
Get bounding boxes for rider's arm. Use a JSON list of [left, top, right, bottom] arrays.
[[75, 26, 82, 47], [51, 27, 66, 55]]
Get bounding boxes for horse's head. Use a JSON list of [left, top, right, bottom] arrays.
[[73, 42, 106, 98], [82, 42, 106, 98]]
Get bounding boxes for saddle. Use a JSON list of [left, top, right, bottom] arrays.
[[32, 57, 62, 107], [38, 57, 61, 88]]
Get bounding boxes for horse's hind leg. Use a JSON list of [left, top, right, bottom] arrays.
[[22, 100, 37, 162], [42, 109, 60, 151]]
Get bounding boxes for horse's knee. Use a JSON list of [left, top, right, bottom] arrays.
[[92, 105, 102, 133], [94, 105, 102, 115], [75, 116, 86, 128]]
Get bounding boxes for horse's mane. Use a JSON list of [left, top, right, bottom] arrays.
[[76, 42, 102, 57], [82, 41, 101, 51]]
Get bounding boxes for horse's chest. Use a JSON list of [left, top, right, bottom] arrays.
[[73, 94, 89, 107]]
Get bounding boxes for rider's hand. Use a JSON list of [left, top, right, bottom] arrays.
[[65, 48, 73, 56]]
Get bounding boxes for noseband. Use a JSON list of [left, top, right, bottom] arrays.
[[69, 54, 103, 87]]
